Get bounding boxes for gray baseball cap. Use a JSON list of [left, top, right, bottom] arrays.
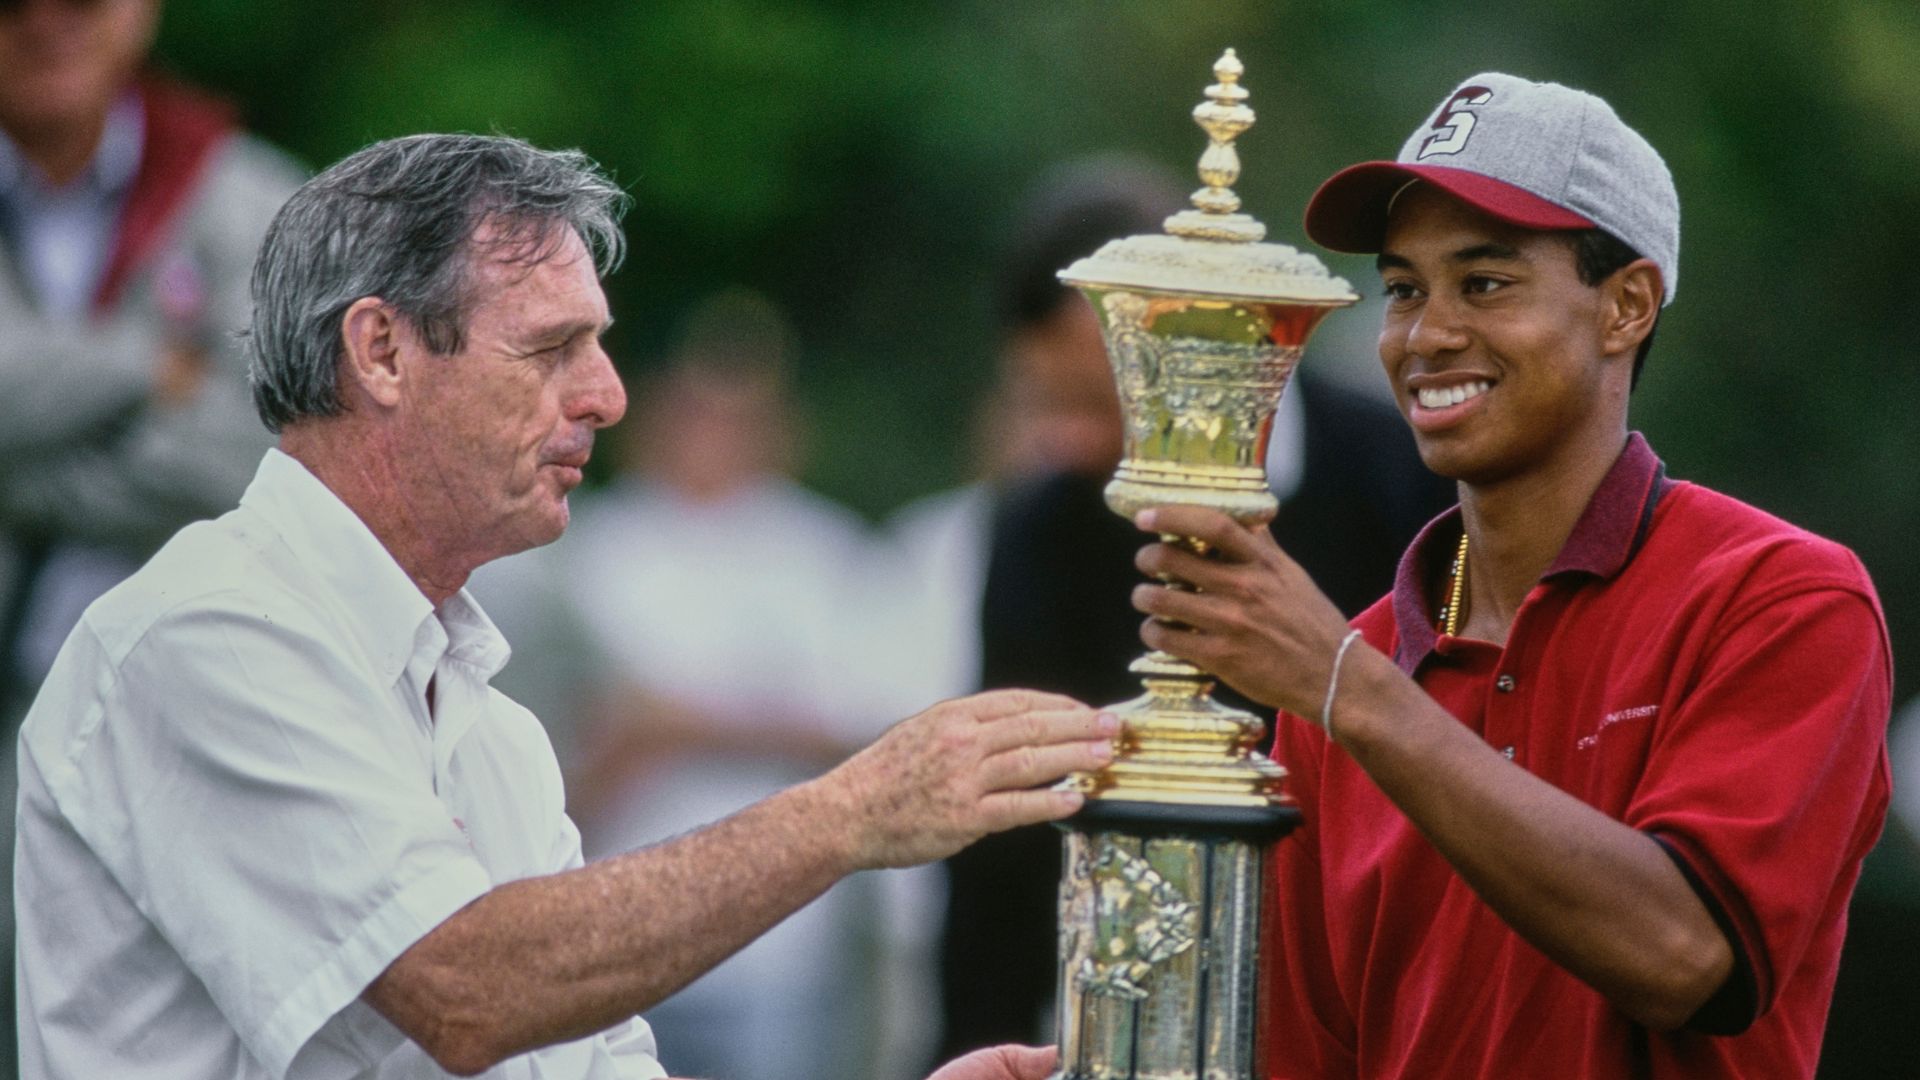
[[1304, 72, 1680, 304]]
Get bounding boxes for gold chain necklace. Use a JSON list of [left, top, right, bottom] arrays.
[[1438, 531, 1469, 637]]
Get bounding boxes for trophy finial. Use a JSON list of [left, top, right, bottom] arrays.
[[1166, 48, 1267, 242]]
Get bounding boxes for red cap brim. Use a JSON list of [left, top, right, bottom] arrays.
[[1303, 162, 1596, 254]]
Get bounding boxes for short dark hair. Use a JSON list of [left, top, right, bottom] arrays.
[[1568, 228, 1657, 389]]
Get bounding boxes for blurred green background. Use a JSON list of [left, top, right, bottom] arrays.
[[152, 1, 1919, 1072], [158, 0, 1919, 680]]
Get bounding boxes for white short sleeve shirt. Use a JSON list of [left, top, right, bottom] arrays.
[[15, 450, 665, 1080]]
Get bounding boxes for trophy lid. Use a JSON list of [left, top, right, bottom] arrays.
[[1059, 50, 1358, 306]]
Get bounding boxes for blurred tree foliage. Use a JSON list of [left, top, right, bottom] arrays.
[[154, 0, 1917, 693]]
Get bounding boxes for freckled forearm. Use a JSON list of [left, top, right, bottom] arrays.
[[366, 688, 1109, 1070], [367, 776, 859, 1066]]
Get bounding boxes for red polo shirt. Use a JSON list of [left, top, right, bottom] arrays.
[[1258, 433, 1890, 1079]]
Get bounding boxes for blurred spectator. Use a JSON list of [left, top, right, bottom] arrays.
[[0, 0, 297, 1068], [934, 158, 1455, 1056], [863, 386, 1034, 1080], [867, 158, 1173, 741], [1890, 696, 1920, 845], [875, 389, 1030, 712], [557, 290, 893, 1080], [0, 0, 297, 708]]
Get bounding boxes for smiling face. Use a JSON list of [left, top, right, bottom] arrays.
[[392, 225, 625, 564], [1375, 184, 1636, 488]]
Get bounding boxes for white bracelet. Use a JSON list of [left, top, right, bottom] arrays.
[[1320, 629, 1364, 737]]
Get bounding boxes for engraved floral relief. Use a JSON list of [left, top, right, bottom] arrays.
[[1063, 839, 1199, 1001], [1098, 291, 1307, 473], [1156, 341, 1302, 467]]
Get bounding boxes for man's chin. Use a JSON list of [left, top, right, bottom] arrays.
[[534, 496, 571, 545], [1413, 432, 1497, 486], [489, 499, 571, 563], [1412, 434, 1464, 478], [1417, 443, 1531, 490]]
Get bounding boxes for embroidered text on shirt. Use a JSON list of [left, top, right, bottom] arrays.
[[1576, 704, 1660, 750]]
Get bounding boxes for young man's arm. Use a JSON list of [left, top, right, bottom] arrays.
[[1130, 506, 1729, 1030], [364, 690, 1116, 1074]]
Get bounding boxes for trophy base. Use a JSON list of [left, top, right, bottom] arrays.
[[1052, 803, 1293, 1080]]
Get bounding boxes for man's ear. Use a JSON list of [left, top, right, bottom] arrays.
[[339, 298, 405, 409], [1601, 259, 1662, 360]]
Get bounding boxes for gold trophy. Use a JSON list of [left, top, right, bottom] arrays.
[[1051, 50, 1357, 1080]]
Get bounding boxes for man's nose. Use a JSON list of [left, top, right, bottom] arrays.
[[572, 341, 628, 429], [1402, 292, 1472, 360]]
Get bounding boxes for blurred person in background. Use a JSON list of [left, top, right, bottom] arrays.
[[875, 375, 1063, 737], [560, 290, 899, 1080], [1895, 699, 1920, 833], [0, 0, 297, 709], [870, 364, 1080, 1080], [0, 0, 297, 1069], [935, 157, 1452, 1056]]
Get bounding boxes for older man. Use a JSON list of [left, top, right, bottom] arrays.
[[1132, 74, 1889, 1077], [15, 134, 1114, 1079]]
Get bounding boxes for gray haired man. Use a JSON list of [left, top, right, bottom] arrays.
[[14, 134, 1115, 1079]]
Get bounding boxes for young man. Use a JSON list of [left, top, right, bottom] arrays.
[[1130, 73, 1889, 1078]]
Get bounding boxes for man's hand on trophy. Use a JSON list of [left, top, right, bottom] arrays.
[[1131, 505, 1352, 718], [824, 689, 1117, 869], [925, 1044, 1060, 1080]]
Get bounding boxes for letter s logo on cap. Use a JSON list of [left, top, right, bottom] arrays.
[[1418, 86, 1494, 159]]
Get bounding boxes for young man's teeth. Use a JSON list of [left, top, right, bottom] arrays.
[[1417, 380, 1491, 409]]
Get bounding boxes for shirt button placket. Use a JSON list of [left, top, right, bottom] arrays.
[[1492, 673, 1518, 763]]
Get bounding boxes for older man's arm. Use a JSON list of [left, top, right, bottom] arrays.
[[363, 689, 1115, 1076]]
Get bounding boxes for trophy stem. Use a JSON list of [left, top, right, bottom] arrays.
[[1130, 648, 1204, 680]]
